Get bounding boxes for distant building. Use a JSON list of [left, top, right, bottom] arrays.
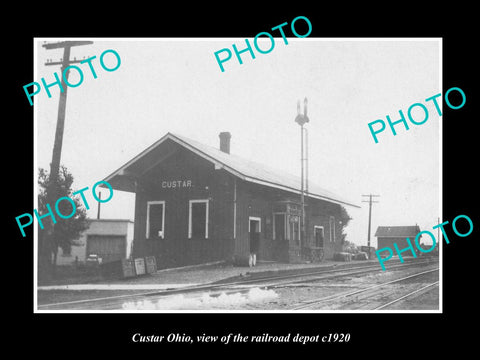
[[375, 225, 422, 253], [103, 132, 359, 269], [56, 219, 134, 265]]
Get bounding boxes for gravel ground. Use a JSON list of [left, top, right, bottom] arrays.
[[37, 259, 438, 310], [244, 264, 440, 311], [37, 260, 348, 306], [106, 260, 352, 285]]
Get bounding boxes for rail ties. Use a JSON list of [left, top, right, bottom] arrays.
[[373, 281, 439, 310], [291, 268, 439, 310]]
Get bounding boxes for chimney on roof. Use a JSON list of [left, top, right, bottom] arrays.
[[219, 132, 231, 154]]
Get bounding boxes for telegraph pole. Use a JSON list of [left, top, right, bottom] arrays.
[[40, 41, 93, 274], [97, 192, 102, 219], [42, 41, 93, 184], [362, 194, 380, 258]]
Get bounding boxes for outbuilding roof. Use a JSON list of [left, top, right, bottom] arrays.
[[375, 225, 421, 237], [103, 132, 360, 208]]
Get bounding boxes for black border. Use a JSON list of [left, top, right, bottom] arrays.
[[8, 5, 477, 354]]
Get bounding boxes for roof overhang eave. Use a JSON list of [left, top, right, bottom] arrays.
[[243, 176, 361, 208]]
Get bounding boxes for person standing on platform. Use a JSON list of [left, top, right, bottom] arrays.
[[249, 230, 260, 267]]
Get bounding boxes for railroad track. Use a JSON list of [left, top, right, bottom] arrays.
[[38, 258, 438, 310], [290, 268, 439, 310], [373, 281, 439, 310]]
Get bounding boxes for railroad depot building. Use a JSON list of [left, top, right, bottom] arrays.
[[103, 132, 359, 269]]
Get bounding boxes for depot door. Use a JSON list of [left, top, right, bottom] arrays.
[[248, 217, 261, 254], [314, 226, 324, 248]]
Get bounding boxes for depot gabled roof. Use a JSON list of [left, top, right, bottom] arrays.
[[103, 132, 360, 208]]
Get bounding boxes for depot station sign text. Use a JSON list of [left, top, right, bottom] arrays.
[[161, 179, 192, 189]]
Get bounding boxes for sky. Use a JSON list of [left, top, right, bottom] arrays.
[[35, 38, 441, 248]]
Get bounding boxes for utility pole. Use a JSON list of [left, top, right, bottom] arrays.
[[362, 194, 380, 258], [43, 41, 93, 185], [40, 41, 93, 272], [97, 192, 102, 219]]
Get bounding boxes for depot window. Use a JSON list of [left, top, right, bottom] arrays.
[[329, 216, 335, 242], [146, 201, 165, 239], [314, 226, 324, 247], [273, 213, 286, 241], [189, 199, 209, 239]]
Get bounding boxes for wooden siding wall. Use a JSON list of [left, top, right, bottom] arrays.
[[307, 200, 343, 259], [234, 181, 277, 261], [377, 237, 419, 255], [233, 183, 344, 261], [132, 147, 235, 269]]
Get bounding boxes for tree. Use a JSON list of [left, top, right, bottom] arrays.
[[338, 205, 352, 245], [38, 166, 90, 279]]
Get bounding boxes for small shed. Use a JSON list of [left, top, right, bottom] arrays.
[[375, 225, 421, 253], [56, 219, 134, 265]]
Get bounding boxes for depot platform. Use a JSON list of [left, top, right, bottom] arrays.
[[38, 259, 381, 291]]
